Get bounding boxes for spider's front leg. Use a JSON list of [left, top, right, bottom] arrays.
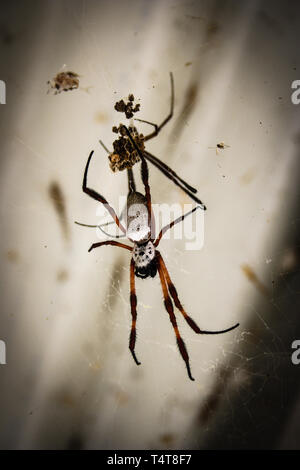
[[135, 72, 174, 142], [154, 206, 200, 247], [129, 259, 141, 366], [82, 150, 126, 233], [144, 150, 206, 210], [144, 150, 197, 194]]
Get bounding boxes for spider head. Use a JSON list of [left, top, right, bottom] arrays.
[[133, 241, 157, 279]]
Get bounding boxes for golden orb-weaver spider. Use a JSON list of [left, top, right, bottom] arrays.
[[80, 125, 239, 380]]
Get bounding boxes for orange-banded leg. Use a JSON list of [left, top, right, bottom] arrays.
[[158, 253, 239, 334], [157, 251, 194, 381], [129, 258, 141, 365]]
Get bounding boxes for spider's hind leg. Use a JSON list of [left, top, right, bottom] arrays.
[[129, 259, 141, 366], [158, 254, 239, 335], [157, 251, 194, 381]]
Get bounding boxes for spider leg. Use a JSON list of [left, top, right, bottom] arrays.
[[83, 150, 126, 233], [154, 206, 200, 247], [97, 167, 135, 238], [138, 72, 174, 142], [97, 226, 126, 239], [144, 150, 197, 194], [134, 117, 158, 132], [96, 167, 136, 237], [129, 259, 141, 365], [75, 205, 125, 230], [144, 151, 206, 210], [82, 150, 135, 237], [75, 221, 102, 228], [157, 251, 194, 381], [127, 167, 136, 193], [122, 127, 151, 205], [88, 240, 132, 252], [99, 140, 111, 154], [75, 219, 126, 238], [158, 253, 239, 334]]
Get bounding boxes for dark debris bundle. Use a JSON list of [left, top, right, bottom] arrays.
[[47, 71, 79, 94], [114, 94, 140, 119], [109, 125, 145, 172]]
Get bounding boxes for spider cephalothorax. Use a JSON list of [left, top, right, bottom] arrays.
[[133, 241, 157, 279]]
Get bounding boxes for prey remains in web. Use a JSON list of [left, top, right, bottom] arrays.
[[47, 71, 80, 95], [100, 73, 207, 209]]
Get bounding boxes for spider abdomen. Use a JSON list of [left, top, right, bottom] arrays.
[[126, 192, 150, 243]]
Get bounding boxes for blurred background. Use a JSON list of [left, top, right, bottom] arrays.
[[0, 0, 300, 450]]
